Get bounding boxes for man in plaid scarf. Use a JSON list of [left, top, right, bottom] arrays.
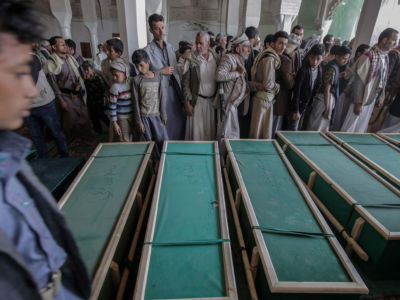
[[341, 28, 398, 132]]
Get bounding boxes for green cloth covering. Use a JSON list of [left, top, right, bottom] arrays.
[[229, 140, 350, 282], [279, 132, 400, 233], [145, 142, 227, 299], [335, 133, 400, 183], [382, 133, 400, 146], [30, 157, 84, 192], [61, 143, 149, 276]]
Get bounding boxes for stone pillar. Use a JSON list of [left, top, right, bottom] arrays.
[[315, 0, 344, 40], [226, 0, 242, 35], [49, 0, 72, 39], [271, 0, 302, 33], [243, 0, 263, 29], [80, 0, 98, 60], [352, 0, 394, 49], [116, 0, 147, 61]]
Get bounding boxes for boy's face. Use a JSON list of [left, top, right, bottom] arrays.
[[271, 37, 288, 55], [135, 60, 150, 75], [84, 66, 94, 79], [109, 46, 121, 60], [309, 54, 323, 69], [0, 32, 38, 130], [112, 69, 126, 83], [336, 53, 350, 66], [67, 46, 75, 55]]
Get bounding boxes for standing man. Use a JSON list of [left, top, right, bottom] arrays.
[[183, 32, 220, 140], [47, 36, 92, 140], [216, 33, 260, 140], [145, 13, 186, 140], [291, 24, 304, 74], [341, 28, 398, 133], [65, 39, 85, 77], [94, 43, 107, 71], [249, 31, 288, 139], [0, 0, 90, 299]]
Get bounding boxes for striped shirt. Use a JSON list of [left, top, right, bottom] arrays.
[[109, 80, 132, 121]]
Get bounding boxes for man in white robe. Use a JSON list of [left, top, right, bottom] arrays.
[[183, 32, 220, 140], [341, 28, 398, 133]]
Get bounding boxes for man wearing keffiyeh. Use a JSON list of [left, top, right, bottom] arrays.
[[341, 28, 398, 133]]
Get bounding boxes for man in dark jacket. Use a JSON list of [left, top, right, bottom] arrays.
[[288, 44, 325, 130], [0, 1, 91, 299]]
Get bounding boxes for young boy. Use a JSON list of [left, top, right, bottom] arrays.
[[131, 49, 168, 157], [306, 45, 351, 132], [101, 38, 129, 141], [288, 44, 324, 130], [109, 58, 133, 142], [83, 61, 109, 134]]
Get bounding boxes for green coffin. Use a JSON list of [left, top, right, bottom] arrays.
[[378, 133, 400, 147], [59, 142, 154, 300], [134, 142, 237, 300], [327, 132, 400, 190], [225, 139, 367, 299], [276, 132, 400, 277]]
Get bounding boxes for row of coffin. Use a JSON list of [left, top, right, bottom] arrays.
[[57, 132, 400, 300]]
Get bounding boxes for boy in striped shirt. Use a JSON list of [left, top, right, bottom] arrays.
[[109, 58, 133, 142]]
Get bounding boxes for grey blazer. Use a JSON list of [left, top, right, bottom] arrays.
[[144, 40, 182, 98]]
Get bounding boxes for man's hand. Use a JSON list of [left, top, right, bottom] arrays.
[[60, 101, 68, 111], [185, 101, 194, 116], [161, 66, 174, 75], [353, 103, 362, 115], [293, 112, 300, 121], [139, 123, 145, 133], [112, 121, 122, 136], [236, 65, 244, 75], [162, 119, 167, 125], [322, 108, 330, 119]]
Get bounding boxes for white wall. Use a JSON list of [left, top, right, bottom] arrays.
[[167, 20, 224, 49]]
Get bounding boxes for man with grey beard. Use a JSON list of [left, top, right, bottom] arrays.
[[216, 33, 261, 140], [183, 32, 220, 140]]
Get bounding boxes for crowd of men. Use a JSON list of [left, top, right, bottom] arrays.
[[2, 0, 400, 299], [27, 13, 400, 160]]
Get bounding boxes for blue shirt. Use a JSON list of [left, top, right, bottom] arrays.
[[0, 132, 82, 300]]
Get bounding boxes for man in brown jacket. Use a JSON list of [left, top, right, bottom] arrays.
[[249, 31, 288, 139]]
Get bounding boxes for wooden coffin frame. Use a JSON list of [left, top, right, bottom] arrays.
[[133, 141, 238, 300], [378, 133, 400, 147], [223, 139, 368, 297], [327, 132, 400, 190], [58, 142, 156, 300], [276, 132, 400, 249]]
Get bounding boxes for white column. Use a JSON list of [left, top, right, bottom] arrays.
[[271, 0, 302, 33], [352, 0, 395, 49], [80, 0, 98, 60], [243, 0, 262, 29], [315, 0, 343, 39], [49, 0, 72, 39], [116, 0, 148, 61], [226, 0, 241, 36]]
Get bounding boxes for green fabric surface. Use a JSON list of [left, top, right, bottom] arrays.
[[383, 133, 400, 146], [334, 133, 400, 180], [61, 143, 148, 277], [279, 132, 400, 233], [229, 140, 350, 282], [30, 157, 84, 192], [145, 142, 226, 299]]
